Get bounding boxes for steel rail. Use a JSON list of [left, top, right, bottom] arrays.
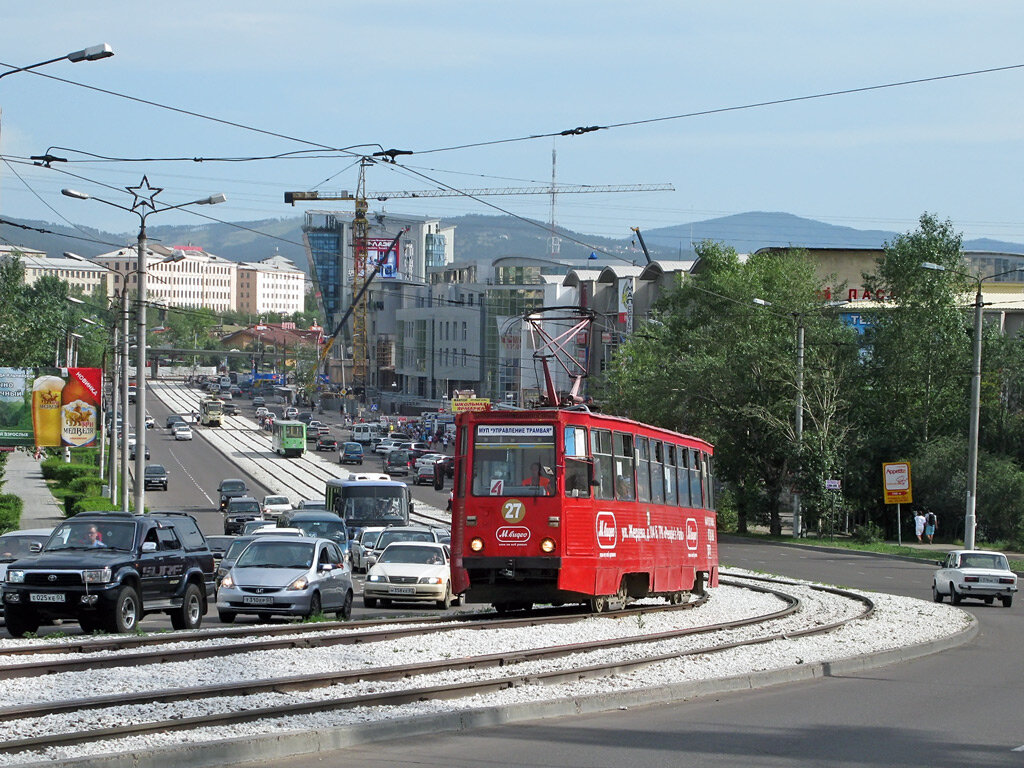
[[0, 579, 827, 753], [0, 597, 708, 677]]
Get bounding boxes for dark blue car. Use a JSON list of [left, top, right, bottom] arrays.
[[340, 441, 364, 465]]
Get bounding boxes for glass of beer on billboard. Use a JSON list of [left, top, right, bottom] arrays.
[[32, 375, 65, 447]]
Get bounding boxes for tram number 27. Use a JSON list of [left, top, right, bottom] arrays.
[[501, 499, 526, 523]]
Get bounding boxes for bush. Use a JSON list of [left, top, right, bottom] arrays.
[[77, 495, 118, 513], [0, 493, 22, 532], [63, 494, 83, 517], [69, 477, 102, 496], [853, 522, 883, 544], [49, 463, 98, 487], [715, 487, 739, 534]]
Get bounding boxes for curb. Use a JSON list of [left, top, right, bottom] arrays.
[[27, 615, 978, 768]]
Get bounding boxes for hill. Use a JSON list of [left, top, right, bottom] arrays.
[[3, 212, 1022, 274]]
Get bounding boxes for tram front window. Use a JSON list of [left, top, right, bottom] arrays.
[[472, 424, 556, 497]]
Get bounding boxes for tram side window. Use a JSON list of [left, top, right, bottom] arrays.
[[591, 429, 614, 500], [706, 454, 715, 510], [650, 440, 665, 504], [564, 426, 591, 498], [689, 449, 703, 508], [614, 432, 635, 501], [664, 444, 677, 506], [677, 447, 691, 508], [635, 437, 651, 503], [456, 426, 467, 498]]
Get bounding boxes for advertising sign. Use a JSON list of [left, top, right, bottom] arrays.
[[882, 461, 912, 504], [367, 239, 400, 279], [0, 367, 103, 448], [452, 397, 491, 413], [618, 277, 635, 333]]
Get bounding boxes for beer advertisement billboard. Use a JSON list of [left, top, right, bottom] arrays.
[[0, 367, 103, 448]]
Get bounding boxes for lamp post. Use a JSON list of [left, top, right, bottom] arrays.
[[920, 261, 1024, 549], [0, 44, 113, 80], [62, 182, 225, 513]]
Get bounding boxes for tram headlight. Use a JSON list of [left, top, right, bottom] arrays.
[[469, 537, 484, 552], [540, 537, 556, 554]]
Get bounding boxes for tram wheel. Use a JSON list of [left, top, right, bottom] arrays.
[[589, 595, 608, 613]]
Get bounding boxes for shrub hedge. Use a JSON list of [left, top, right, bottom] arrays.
[[0, 493, 22, 533]]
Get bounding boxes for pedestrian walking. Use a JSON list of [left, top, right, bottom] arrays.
[[924, 511, 937, 544], [914, 510, 926, 543]]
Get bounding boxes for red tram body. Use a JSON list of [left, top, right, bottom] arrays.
[[451, 407, 718, 612]]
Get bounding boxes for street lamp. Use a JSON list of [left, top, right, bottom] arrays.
[[62, 182, 225, 514], [920, 261, 1024, 550], [0, 44, 113, 80]]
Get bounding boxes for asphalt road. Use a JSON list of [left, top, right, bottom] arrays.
[[250, 538, 1024, 768]]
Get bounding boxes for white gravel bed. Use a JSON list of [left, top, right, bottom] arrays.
[[0, 570, 972, 765]]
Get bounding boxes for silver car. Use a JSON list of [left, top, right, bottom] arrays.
[[216, 536, 353, 622]]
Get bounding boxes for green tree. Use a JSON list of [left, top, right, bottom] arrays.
[[601, 241, 856, 535]]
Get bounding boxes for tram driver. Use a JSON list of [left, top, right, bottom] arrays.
[[523, 462, 553, 495]]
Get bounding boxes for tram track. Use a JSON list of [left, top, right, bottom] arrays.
[[0, 577, 872, 757], [150, 382, 449, 524]]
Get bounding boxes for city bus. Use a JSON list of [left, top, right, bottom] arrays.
[[199, 397, 224, 427], [271, 420, 306, 457], [324, 478, 411, 538]]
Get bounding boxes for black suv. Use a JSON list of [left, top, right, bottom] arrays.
[[217, 478, 248, 512], [143, 464, 168, 490], [223, 496, 262, 535], [2, 512, 215, 637]]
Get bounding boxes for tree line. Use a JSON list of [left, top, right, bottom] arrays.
[[599, 214, 1024, 547]]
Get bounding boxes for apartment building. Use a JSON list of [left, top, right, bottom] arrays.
[[3, 245, 114, 295], [236, 255, 306, 316]]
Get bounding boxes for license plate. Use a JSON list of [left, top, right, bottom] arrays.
[[29, 593, 65, 603], [981, 576, 997, 583], [389, 586, 415, 595], [243, 596, 273, 605]]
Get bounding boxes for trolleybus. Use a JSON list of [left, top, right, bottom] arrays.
[[325, 478, 411, 539], [199, 397, 224, 427], [271, 420, 306, 457]]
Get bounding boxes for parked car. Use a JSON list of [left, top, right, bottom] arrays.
[[173, 424, 193, 441], [362, 526, 446, 571], [216, 536, 353, 622], [363, 541, 460, 609], [316, 436, 339, 452], [340, 442, 364, 465], [143, 464, 169, 490], [261, 495, 293, 523], [384, 448, 412, 476], [127, 435, 150, 461], [933, 550, 1018, 607]]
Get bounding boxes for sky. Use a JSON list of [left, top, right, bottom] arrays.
[[2, 1, 1024, 254]]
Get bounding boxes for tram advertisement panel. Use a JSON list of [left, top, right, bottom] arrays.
[[0, 367, 102, 448]]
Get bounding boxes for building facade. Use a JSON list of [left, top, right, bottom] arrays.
[[236, 255, 305, 316], [93, 244, 237, 312], [3, 246, 115, 296]]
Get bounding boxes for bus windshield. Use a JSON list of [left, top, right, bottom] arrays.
[[471, 424, 556, 497], [338, 486, 407, 526]]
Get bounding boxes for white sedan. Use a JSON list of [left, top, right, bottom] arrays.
[[414, 453, 446, 472], [933, 550, 1017, 607], [261, 495, 292, 523], [173, 424, 193, 441], [363, 541, 461, 609]]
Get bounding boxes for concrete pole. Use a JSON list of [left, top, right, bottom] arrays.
[[134, 223, 148, 514], [964, 283, 983, 550], [120, 289, 130, 513]]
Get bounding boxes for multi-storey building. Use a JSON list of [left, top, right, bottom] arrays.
[[236, 255, 306, 316], [92, 244, 237, 312], [3, 245, 114, 296]]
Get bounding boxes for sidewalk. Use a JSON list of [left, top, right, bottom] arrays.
[[2, 450, 65, 530]]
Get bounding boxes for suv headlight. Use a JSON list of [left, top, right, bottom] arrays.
[[82, 568, 113, 584], [6, 570, 25, 584]]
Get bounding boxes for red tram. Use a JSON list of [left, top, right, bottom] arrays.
[[451, 406, 719, 612]]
